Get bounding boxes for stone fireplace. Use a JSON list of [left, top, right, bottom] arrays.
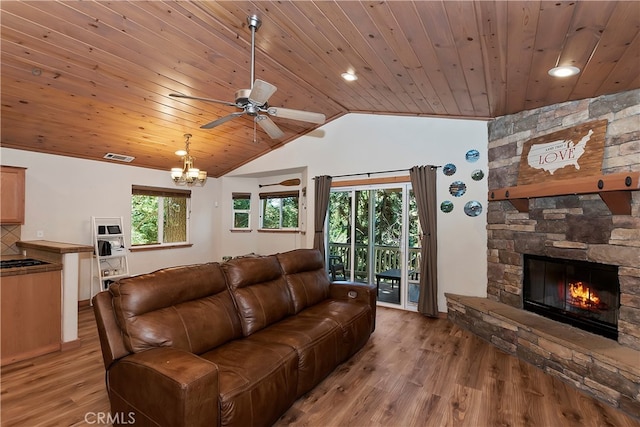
[[446, 88, 640, 419], [485, 89, 640, 352]]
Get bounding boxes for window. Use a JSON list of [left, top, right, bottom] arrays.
[[327, 181, 420, 309], [259, 190, 299, 229], [232, 192, 251, 229], [131, 185, 191, 247]]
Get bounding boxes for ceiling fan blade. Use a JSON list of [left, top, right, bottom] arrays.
[[170, 93, 237, 108], [248, 79, 277, 105], [201, 112, 245, 129], [267, 107, 326, 124], [256, 116, 285, 139]]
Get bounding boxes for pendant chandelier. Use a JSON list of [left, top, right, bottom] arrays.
[[170, 133, 207, 186]]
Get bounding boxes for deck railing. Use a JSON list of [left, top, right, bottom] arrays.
[[328, 243, 421, 282]]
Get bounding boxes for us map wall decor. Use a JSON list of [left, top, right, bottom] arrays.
[[517, 120, 607, 185]]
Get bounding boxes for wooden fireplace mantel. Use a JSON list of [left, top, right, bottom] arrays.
[[488, 171, 640, 215]]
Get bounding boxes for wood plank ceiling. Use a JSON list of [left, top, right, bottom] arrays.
[[1, 1, 638, 177]]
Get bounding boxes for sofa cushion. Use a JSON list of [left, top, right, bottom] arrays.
[[110, 263, 242, 354], [298, 300, 373, 362], [222, 255, 294, 336], [249, 315, 342, 396], [200, 338, 298, 427], [276, 248, 330, 313]]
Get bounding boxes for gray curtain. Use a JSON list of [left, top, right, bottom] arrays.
[[409, 165, 438, 317], [313, 175, 333, 261]]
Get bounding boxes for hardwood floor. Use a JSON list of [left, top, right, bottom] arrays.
[[1, 306, 109, 426], [276, 309, 640, 427], [1, 306, 638, 426]]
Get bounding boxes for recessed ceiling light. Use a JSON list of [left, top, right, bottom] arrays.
[[341, 71, 358, 82], [175, 149, 187, 156], [548, 66, 580, 77]]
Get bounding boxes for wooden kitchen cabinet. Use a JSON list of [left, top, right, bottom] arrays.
[[0, 166, 26, 224], [1, 270, 61, 365]]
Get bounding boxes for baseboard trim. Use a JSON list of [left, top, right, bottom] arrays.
[[60, 339, 81, 352]]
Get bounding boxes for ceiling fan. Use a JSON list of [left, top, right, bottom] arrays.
[[169, 15, 326, 140]]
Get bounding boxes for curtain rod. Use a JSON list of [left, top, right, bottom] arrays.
[[318, 165, 441, 180]]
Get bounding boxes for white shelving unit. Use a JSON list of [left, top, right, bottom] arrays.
[[91, 216, 129, 299]]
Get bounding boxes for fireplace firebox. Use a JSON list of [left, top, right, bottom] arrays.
[[523, 255, 619, 340]]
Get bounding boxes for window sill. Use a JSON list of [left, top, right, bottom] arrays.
[[129, 243, 193, 252], [257, 229, 303, 234], [230, 229, 252, 233]]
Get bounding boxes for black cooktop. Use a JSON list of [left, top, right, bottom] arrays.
[[0, 258, 51, 269]]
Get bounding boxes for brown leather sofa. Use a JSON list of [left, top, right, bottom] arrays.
[[93, 248, 376, 426]]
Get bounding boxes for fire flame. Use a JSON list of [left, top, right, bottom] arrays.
[[568, 281, 600, 308]]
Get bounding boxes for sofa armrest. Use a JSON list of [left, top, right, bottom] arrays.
[[329, 281, 377, 332], [329, 281, 375, 304], [107, 347, 219, 427]]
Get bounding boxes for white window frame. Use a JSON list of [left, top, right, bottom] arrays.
[[259, 190, 300, 230], [130, 185, 191, 249], [232, 192, 251, 230]]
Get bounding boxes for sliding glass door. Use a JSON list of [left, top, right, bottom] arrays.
[[327, 183, 420, 310]]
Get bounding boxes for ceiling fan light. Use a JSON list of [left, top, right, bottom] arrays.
[[548, 65, 580, 77], [341, 72, 358, 82]]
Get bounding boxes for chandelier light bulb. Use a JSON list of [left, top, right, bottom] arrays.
[[187, 168, 200, 179], [171, 168, 183, 180]]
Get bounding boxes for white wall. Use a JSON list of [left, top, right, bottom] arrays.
[[0, 148, 218, 300], [225, 113, 490, 311], [217, 173, 308, 259], [2, 113, 489, 311]]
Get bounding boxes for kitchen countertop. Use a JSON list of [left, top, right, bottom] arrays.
[[3, 240, 92, 277], [0, 255, 63, 277], [16, 240, 94, 254]]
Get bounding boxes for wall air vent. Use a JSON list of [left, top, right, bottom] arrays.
[[104, 153, 135, 163]]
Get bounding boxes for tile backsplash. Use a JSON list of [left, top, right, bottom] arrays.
[[1, 225, 21, 255]]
